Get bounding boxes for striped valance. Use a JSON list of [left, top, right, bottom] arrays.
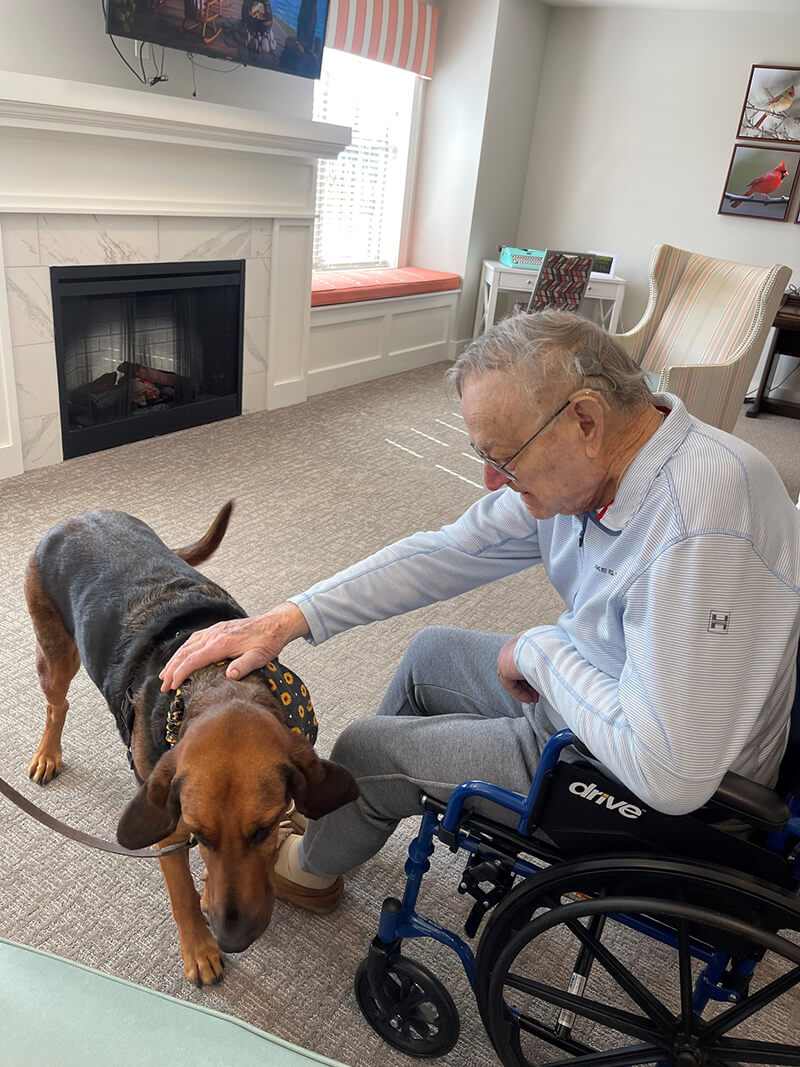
[[325, 0, 438, 79]]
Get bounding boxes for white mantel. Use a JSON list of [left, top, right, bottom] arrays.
[[0, 72, 350, 479], [0, 72, 349, 216], [0, 71, 348, 162]]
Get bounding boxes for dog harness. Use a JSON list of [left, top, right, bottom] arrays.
[[167, 659, 318, 747]]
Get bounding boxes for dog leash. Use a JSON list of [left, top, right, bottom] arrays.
[[0, 773, 196, 859]]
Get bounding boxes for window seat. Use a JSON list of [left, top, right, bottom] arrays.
[[311, 266, 462, 307], [308, 268, 460, 396]]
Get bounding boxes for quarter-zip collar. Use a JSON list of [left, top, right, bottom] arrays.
[[578, 393, 690, 542]]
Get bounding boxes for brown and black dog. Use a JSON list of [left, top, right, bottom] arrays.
[[24, 502, 358, 986]]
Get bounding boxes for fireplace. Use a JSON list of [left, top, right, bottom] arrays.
[[50, 261, 245, 459]]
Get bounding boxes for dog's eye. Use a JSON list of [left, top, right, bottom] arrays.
[[192, 831, 212, 850], [249, 825, 272, 847]]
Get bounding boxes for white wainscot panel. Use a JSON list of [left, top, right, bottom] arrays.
[[309, 315, 384, 374], [308, 291, 459, 397], [389, 303, 452, 357]]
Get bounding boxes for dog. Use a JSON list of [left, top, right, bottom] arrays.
[[24, 502, 358, 986]]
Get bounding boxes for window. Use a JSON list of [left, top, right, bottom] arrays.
[[312, 49, 419, 271]]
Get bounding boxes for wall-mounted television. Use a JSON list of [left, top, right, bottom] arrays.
[[106, 1, 330, 80]]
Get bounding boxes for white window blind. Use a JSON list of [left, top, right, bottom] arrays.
[[312, 49, 418, 271]]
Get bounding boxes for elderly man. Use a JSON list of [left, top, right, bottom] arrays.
[[160, 309, 800, 912]]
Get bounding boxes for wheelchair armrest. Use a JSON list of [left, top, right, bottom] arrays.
[[569, 738, 789, 833], [703, 772, 789, 833]]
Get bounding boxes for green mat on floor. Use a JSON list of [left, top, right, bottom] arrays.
[[0, 938, 347, 1067]]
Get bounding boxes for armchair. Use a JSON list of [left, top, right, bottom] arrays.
[[613, 243, 791, 433]]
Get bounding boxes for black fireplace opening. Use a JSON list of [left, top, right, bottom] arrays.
[[51, 260, 245, 460]]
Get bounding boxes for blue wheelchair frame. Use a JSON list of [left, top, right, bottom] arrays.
[[369, 729, 800, 1027]]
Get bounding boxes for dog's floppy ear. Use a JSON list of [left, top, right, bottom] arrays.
[[286, 737, 359, 820], [117, 749, 182, 849]]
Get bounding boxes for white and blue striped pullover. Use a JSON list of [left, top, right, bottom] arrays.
[[290, 395, 800, 815]]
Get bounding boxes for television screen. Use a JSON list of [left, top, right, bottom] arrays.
[[106, 1, 330, 80]]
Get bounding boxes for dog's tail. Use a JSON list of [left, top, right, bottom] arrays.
[[173, 500, 234, 567]]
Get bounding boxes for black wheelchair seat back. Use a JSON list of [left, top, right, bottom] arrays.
[[530, 760, 789, 885], [777, 631, 800, 794]]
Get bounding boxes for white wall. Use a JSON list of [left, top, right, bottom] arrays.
[[408, 0, 499, 278], [409, 0, 551, 345], [517, 7, 800, 329], [0, 0, 313, 117], [460, 0, 551, 345]]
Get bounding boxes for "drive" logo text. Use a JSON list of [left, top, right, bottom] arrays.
[[568, 781, 644, 819]]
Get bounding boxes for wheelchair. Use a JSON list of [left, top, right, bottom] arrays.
[[355, 658, 800, 1065]]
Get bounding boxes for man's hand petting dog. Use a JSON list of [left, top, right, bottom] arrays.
[[159, 602, 310, 693]]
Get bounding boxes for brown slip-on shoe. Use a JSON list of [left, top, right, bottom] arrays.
[[273, 870, 344, 915]]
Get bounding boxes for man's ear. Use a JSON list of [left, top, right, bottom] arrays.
[[285, 736, 359, 819], [117, 749, 181, 848], [572, 393, 605, 458]]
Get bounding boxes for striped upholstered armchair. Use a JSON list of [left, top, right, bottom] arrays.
[[613, 244, 791, 433]]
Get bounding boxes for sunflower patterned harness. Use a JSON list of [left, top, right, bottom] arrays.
[[167, 659, 318, 747]]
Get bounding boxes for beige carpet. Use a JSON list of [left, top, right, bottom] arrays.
[[0, 364, 797, 1066]]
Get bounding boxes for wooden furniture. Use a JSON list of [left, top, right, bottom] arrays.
[[183, 0, 224, 44], [473, 259, 626, 338], [746, 292, 800, 420]]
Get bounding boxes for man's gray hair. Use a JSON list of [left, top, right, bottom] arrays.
[[446, 309, 652, 410]]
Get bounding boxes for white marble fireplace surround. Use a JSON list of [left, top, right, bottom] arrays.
[[0, 72, 350, 480]]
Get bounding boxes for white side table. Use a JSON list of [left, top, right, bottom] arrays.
[[473, 259, 627, 339]]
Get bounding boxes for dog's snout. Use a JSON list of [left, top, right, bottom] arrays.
[[215, 914, 268, 954], [211, 893, 273, 954]]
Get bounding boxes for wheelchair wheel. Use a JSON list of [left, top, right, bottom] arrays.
[[475, 856, 800, 1066], [354, 953, 460, 1058]]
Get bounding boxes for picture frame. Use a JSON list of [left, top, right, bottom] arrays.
[[737, 64, 800, 143], [587, 251, 618, 279], [718, 145, 800, 221]]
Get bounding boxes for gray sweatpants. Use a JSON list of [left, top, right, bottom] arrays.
[[300, 626, 560, 878]]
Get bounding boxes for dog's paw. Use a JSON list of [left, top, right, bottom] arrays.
[[28, 747, 62, 784], [182, 935, 226, 987]]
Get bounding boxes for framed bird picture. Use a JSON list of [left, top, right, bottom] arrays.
[[737, 64, 800, 143], [718, 145, 800, 221]]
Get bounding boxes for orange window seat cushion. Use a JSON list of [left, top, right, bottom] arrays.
[[311, 267, 461, 307]]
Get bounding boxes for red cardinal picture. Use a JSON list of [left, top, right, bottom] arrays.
[[720, 146, 799, 220], [730, 160, 788, 207]]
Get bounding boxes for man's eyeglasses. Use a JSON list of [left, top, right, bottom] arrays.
[[470, 397, 572, 482]]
